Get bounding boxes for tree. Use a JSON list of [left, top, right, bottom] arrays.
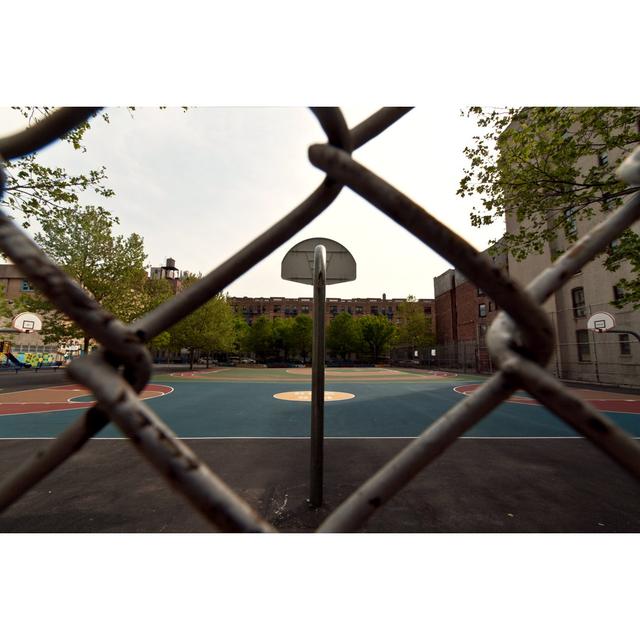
[[169, 278, 236, 369], [23, 206, 147, 352], [2, 108, 187, 232], [140, 278, 176, 352], [272, 317, 296, 360], [291, 314, 312, 363], [459, 107, 640, 300], [604, 230, 640, 309], [232, 314, 250, 355], [358, 314, 396, 363], [1, 108, 115, 231], [395, 296, 435, 352], [0, 284, 16, 322], [327, 312, 361, 360], [244, 316, 275, 361]]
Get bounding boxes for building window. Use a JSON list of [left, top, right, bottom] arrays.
[[477, 288, 485, 296], [274, 305, 281, 313], [21, 280, 34, 292], [619, 334, 631, 356], [301, 305, 309, 313], [598, 150, 609, 167], [571, 287, 586, 318], [330, 305, 338, 315], [423, 306, 431, 314], [371, 306, 378, 315], [576, 329, 591, 362], [356, 306, 363, 314], [613, 285, 625, 302], [478, 303, 487, 318], [564, 207, 578, 240], [478, 324, 488, 345]]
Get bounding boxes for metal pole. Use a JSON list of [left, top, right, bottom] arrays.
[[592, 331, 600, 384], [310, 244, 326, 507]]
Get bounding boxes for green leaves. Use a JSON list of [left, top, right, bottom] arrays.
[[26, 206, 148, 347], [170, 277, 237, 354], [327, 312, 361, 360], [604, 230, 640, 309], [460, 107, 640, 298], [394, 296, 434, 349], [358, 314, 396, 361]]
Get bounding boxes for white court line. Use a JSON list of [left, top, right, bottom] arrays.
[[0, 385, 174, 416], [1, 436, 637, 441], [65, 385, 174, 404]]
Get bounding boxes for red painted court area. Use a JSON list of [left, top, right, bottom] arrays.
[[454, 383, 640, 414], [0, 384, 173, 416]]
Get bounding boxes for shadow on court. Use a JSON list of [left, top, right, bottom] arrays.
[[0, 437, 639, 532]]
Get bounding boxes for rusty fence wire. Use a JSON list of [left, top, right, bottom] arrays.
[[0, 107, 639, 532]]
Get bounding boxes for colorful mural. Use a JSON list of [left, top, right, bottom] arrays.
[[0, 351, 65, 367]]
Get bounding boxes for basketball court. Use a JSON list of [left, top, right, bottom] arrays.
[[0, 366, 637, 438], [0, 365, 638, 532]]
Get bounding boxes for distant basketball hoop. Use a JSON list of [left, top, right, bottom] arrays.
[[587, 312, 616, 333], [11, 312, 42, 333]]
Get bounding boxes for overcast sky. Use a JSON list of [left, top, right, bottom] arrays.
[[0, 107, 502, 299]]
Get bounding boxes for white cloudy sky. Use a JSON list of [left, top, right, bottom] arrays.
[[0, 106, 502, 300]]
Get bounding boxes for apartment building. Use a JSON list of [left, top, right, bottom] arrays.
[[433, 245, 508, 372], [228, 294, 434, 328]]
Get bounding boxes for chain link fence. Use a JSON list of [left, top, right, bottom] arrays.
[[0, 107, 639, 532]]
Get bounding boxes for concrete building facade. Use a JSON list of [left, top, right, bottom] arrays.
[[501, 112, 640, 386], [506, 199, 640, 386], [433, 124, 640, 385]]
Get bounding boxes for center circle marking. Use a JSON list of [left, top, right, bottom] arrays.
[[273, 391, 355, 402]]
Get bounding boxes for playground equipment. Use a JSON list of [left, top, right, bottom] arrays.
[[0, 341, 30, 368]]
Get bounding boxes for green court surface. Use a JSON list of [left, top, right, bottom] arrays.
[[0, 367, 638, 440]]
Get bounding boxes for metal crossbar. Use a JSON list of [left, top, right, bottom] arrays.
[[0, 107, 639, 533]]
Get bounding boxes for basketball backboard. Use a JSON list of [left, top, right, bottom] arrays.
[[587, 311, 616, 333], [281, 237, 356, 285], [12, 312, 42, 333]]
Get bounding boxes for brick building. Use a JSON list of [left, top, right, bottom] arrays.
[[433, 245, 508, 372], [0, 264, 44, 347], [0, 264, 36, 302], [228, 294, 434, 328]]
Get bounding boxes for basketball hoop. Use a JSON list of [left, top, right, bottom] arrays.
[[587, 312, 616, 333], [281, 237, 356, 508], [11, 312, 42, 333]]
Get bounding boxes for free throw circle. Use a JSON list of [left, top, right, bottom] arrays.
[[273, 390, 355, 402]]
